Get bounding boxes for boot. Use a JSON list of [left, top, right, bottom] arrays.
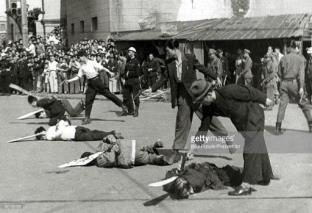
[[82, 117, 91, 125], [133, 106, 139, 117], [275, 122, 282, 135], [309, 121, 312, 133]]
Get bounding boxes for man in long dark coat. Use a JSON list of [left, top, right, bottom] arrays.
[[190, 80, 275, 196]]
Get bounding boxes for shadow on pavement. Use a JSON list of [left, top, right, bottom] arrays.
[[265, 125, 308, 135], [143, 193, 169, 206], [194, 154, 233, 161]]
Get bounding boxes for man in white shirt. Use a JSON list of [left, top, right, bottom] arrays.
[[64, 50, 128, 125], [48, 55, 59, 93], [34, 120, 122, 141]]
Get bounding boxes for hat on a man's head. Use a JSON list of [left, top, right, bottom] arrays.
[[128, 47, 136, 53], [307, 47, 312, 54], [244, 49, 251, 54], [190, 79, 213, 104], [208, 48, 216, 55]]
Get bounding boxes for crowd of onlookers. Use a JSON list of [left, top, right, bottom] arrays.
[[0, 31, 312, 106]]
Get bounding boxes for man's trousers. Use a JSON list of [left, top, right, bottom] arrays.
[[277, 79, 312, 123], [74, 126, 114, 141], [173, 84, 228, 150], [85, 77, 123, 118]]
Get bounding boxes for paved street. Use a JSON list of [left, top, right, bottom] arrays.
[[0, 95, 311, 213]]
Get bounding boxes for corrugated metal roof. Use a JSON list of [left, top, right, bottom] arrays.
[[113, 14, 312, 42], [174, 14, 312, 41], [113, 30, 171, 41]]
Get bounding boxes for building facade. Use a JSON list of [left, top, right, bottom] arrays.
[[62, 0, 312, 45], [0, 15, 7, 44], [6, 0, 61, 42]]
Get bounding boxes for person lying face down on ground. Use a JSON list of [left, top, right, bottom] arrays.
[[162, 162, 242, 199], [80, 135, 182, 169], [28, 95, 85, 126], [35, 120, 122, 141]]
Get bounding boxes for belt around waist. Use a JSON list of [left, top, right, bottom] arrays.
[[88, 76, 99, 80], [282, 78, 296, 81]]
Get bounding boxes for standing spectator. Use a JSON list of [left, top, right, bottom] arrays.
[[235, 49, 244, 84], [144, 53, 160, 88], [276, 40, 312, 134], [274, 47, 284, 64], [206, 49, 223, 86], [217, 49, 230, 85], [238, 49, 253, 86], [26, 39, 36, 57], [305, 47, 312, 103], [121, 47, 142, 117], [57, 57, 69, 93], [48, 55, 58, 93], [261, 53, 276, 110], [68, 57, 80, 93]]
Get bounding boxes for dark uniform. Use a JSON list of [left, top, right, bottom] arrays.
[[206, 55, 223, 82], [199, 84, 273, 185], [239, 54, 253, 86], [276, 49, 312, 132], [144, 58, 160, 88], [36, 97, 84, 126], [305, 56, 312, 103], [0, 58, 11, 94], [122, 57, 141, 116]]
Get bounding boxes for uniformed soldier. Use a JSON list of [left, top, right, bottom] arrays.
[[276, 40, 312, 134], [206, 48, 223, 86], [121, 47, 142, 117], [305, 47, 312, 103], [238, 49, 253, 86]]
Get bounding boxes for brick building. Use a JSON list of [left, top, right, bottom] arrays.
[[61, 0, 233, 45]]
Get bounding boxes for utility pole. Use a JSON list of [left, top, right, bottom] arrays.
[[21, 0, 28, 47]]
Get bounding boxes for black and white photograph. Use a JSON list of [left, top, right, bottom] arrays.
[[0, 0, 312, 212]]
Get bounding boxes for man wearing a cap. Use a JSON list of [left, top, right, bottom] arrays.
[[237, 49, 253, 86], [206, 48, 223, 86], [121, 47, 141, 117], [189, 79, 275, 196], [276, 40, 312, 134], [305, 47, 312, 103], [64, 50, 127, 124]]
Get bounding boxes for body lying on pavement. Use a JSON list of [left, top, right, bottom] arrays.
[[81, 135, 182, 169], [34, 120, 121, 141]]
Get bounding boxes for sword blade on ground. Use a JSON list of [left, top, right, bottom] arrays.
[[58, 152, 103, 168], [148, 176, 178, 187], [148, 151, 189, 187], [7, 132, 46, 143], [17, 109, 44, 120]]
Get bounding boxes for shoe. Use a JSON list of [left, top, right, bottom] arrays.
[[81, 118, 91, 125], [308, 121, 312, 133], [121, 105, 128, 116], [275, 122, 283, 135], [128, 111, 134, 116], [228, 186, 254, 196]]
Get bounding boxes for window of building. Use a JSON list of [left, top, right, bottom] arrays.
[[0, 24, 5, 31], [80, 21, 85, 33], [91, 17, 98, 32], [71, 23, 75, 34]]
